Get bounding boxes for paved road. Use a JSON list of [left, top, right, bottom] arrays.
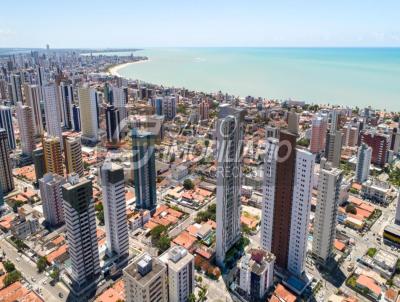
[[0, 238, 69, 302]]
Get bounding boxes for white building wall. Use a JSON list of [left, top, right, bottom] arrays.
[[260, 137, 278, 251], [287, 149, 314, 276]]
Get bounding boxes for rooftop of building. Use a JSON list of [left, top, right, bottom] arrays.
[[124, 254, 165, 287]]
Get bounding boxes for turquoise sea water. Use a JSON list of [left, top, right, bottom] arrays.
[[113, 48, 400, 111]]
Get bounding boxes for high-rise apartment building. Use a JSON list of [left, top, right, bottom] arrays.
[[111, 85, 128, 122], [132, 130, 157, 213], [62, 174, 100, 292], [59, 82, 74, 129], [361, 130, 389, 167], [0, 105, 16, 150], [71, 104, 81, 132], [10, 74, 23, 104], [160, 246, 194, 302], [39, 173, 65, 227], [261, 130, 314, 276], [324, 130, 343, 168], [395, 194, 400, 225], [43, 84, 62, 146], [342, 124, 359, 147], [43, 136, 63, 176], [216, 104, 245, 266], [32, 148, 46, 183], [100, 161, 129, 260], [78, 86, 99, 143], [236, 249, 275, 301], [355, 143, 372, 183], [162, 96, 176, 120], [106, 105, 121, 144], [199, 100, 209, 120], [0, 129, 14, 193], [25, 84, 44, 136], [64, 136, 84, 177], [16, 102, 35, 155], [123, 253, 168, 302], [312, 159, 342, 264], [310, 116, 328, 154]]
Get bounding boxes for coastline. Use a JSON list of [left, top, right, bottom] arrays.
[[107, 59, 149, 76]]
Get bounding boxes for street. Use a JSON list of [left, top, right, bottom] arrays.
[[0, 238, 69, 302]]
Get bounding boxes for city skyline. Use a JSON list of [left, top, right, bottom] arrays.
[[1, 1, 400, 48]]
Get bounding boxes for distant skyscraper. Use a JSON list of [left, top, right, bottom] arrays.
[[153, 97, 163, 116], [106, 105, 121, 144], [62, 174, 100, 291], [312, 159, 342, 264], [36, 66, 47, 86], [0, 183, 4, 207], [330, 109, 340, 132], [43, 84, 63, 146], [43, 137, 63, 176], [132, 130, 157, 213], [0, 79, 7, 100], [16, 102, 35, 156], [78, 86, 99, 143], [59, 82, 74, 129], [25, 84, 44, 136], [111, 85, 128, 122], [355, 143, 372, 183], [261, 131, 314, 276], [10, 74, 23, 104], [287, 109, 299, 135], [64, 136, 84, 177], [216, 104, 245, 266], [123, 253, 168, 302], [32, 148, 46, 183], [100, 161, 129, 260], [199, 100, 209, 120], [0, 106, 16, 150], [162, 96, 176, 120], [310, 115, 328, 154], [342, 124, 359, 147], [39, 173, 66, 227], [325, 130, 343, 168], [0, 129, 14, 193], [160, 246, 194, 302]]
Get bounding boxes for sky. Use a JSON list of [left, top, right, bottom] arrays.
[[1, 0, 400, 48]]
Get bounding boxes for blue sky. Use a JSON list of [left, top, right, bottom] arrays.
[[1, 0, 400, 48]]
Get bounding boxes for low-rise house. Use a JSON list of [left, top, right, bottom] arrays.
[[10, 214, 40, 239], [361, 179, 396, 204], [269, 284, 296, 302], [355, 275, 382, 301]]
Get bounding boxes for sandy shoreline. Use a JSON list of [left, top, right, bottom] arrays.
[[107, 59, 149, 76]]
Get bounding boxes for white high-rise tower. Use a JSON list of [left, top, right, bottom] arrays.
[[216, 104, 245, 266]]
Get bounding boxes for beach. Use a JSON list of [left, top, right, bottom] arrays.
[[110, 48, 400, 111], [108, 59, 149, 76]]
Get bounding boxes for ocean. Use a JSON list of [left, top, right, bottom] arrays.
[[111, 48, 400, 111]]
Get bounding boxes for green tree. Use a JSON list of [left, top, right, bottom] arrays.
[[188, 293, 196, 302], [183, 179, 194, 190], [367, 248, 377, 257], [157, 236, 171, 253], [37, 256, 48, 273], [50, 267, 60, 280], [97, 210, 105, 225], [150, 225, 168, 241], [95, 203, 103, 212], [14, 239, 26, 251], [4, 270, 22, 287], [345, 204, 357, 215], [3, 260, 15, 272], [204, 140, 210, 148]]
